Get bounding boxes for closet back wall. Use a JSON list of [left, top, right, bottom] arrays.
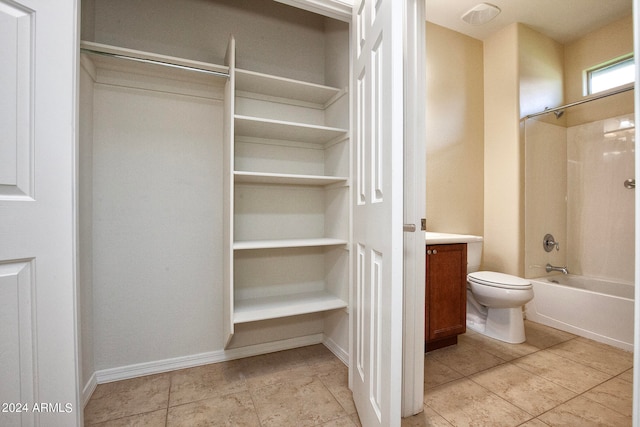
[[83, 0, 330, 84], [80, 0, 347, 376], [90, 79, 223, 370]]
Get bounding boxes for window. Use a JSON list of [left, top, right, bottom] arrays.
[[587, 55, 635, 95]]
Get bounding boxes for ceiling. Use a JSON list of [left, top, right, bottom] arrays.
[[426, 0, 633, 44]]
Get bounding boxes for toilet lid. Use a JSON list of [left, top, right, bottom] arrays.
[[468, 271, 532, 290]]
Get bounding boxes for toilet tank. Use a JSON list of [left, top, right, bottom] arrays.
[[467, 241, 483, 273]]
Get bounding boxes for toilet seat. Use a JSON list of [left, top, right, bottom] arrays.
[[468, 271, 532, 290]]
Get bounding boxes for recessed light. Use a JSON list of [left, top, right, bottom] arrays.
[[461, 3, 501, 25]]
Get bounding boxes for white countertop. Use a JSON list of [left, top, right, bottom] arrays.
[[425, 232, 483, 245]]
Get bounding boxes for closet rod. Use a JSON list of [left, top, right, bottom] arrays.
[[80, 47, 229, 78], [525, 85, 634, 119]]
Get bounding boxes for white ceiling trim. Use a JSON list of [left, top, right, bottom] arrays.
[[275, 0, 353, 22]]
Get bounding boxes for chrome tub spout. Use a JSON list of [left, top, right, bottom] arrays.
[[546, 263, 569, 275]]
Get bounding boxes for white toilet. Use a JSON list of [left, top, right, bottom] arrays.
[[466, 242, 533, 344]]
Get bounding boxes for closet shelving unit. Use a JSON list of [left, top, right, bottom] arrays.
[[80, 41, 230, 78], [80, 36, 351, 346], [225, 35, 351, 342]]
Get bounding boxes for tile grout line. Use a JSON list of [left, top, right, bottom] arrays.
[[165, 371, 172, 427]]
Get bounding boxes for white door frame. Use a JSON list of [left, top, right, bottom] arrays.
[[632, 0, 639, 423], [401, 0, 426, 417]]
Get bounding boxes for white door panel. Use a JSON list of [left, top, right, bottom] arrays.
[[0, 1, 33, 199], [0, 261, 35, 427], [351, 0, 404, 425], [0, 0, 80, 425], [402, 0, 426, 417]]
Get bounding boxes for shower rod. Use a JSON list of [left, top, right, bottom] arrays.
[[525, 84, 634, 119]]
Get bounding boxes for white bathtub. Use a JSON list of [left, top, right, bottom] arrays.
[[525, 275, 634, 351]]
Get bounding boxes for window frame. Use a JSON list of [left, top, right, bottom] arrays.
[[585, 54, 635, 96]]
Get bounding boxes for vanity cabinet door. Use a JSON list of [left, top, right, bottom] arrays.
[[425, 244, 467, 345]]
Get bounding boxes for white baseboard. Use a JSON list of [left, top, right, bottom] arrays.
[[323, 334, 349, 366], [93, 333, 325, 385], [82, 373, 97, 407]]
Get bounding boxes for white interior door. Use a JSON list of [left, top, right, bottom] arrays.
[[0, 0, 80, 425], [351, 0, 405, 425], [401, 0, 426, 417]]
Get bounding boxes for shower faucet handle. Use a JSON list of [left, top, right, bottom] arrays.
[[543, 234, 560, 252]]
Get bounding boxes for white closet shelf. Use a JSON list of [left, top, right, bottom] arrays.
[[234, 290, 347, 324], [235, 68, 341, 105], [234, 171, 348, 186], [80, 40, 229, 77], [235, 115, 347, 144], [233, 238, 348, 250]]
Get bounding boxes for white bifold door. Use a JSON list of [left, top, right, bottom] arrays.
[[350, 0, 407, 425], [0, 0, 80, 425]]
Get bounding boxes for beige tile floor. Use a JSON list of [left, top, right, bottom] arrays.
[[85, 321, 633, 426], [404, 320, 634, 427], [84, 344, 361, 426]]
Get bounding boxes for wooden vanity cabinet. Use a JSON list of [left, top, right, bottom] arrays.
[[425, 243, 467, 351]]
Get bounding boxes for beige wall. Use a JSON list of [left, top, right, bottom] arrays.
[[425, 22, 484, 236], [428, 16, 632, 276], [483, 24, 564, 276], [519, 26, 564, 118], [483, 24, 521, 274], [564, 15, 634, 126]]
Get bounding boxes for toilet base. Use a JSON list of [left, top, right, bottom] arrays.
[[466, 291, 526, 344], [484, 307, 526, 344]]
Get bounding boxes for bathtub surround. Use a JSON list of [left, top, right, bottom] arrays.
[[524, 110, 635, 350], [524, 118, 567, 277], [567, 115, 635, 283], [524, 112, 635, 284]]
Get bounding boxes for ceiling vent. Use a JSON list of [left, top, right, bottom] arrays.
[[461, 3, 501, 25]]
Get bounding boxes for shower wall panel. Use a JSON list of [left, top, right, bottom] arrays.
[[524, 119, 567, 278], [567, 114, 635, 284]]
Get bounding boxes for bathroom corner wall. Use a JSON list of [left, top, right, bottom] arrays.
[[483, 24, 521, 275], [425, 23, 484, 236], [483, 24, 564, 276], [519, 26, 566, 279]]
